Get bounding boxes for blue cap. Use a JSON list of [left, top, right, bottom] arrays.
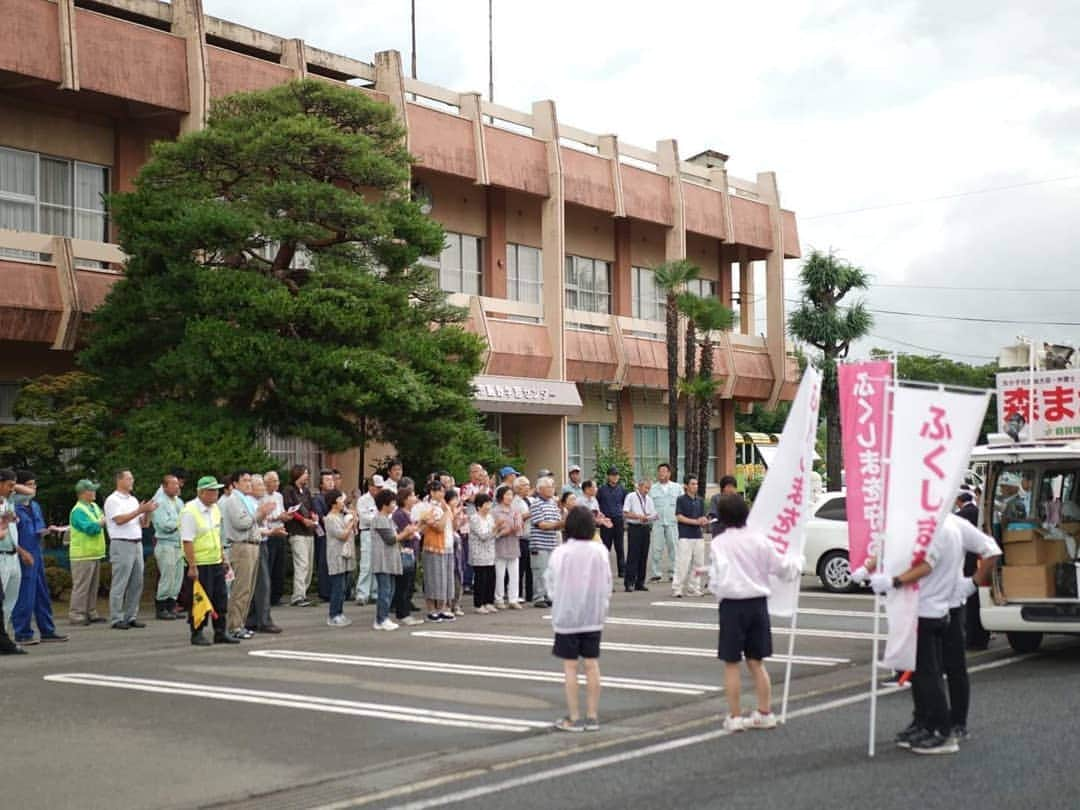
[[499, 466, 519, 478]]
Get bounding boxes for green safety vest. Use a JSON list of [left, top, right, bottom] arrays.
[[69, 501, 106, 562], [183, 501, 223, 565]]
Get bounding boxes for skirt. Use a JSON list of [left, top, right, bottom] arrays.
[[422, 550, 455, 603]]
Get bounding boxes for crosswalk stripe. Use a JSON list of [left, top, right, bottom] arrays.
[[249, 650, 720, 695], [410, 631, 850, 667], [42, 673, 551, 732], [650, 601, 880, 620], [546, 614, 877, 641]]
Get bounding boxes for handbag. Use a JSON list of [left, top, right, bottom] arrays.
[[340, 538, 355, 559]]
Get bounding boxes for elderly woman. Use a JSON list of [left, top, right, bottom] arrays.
[[492, 485, 522, 610], [468, 492, 497, 614], [371, 489, 410, 631], [322, 489, 356, 627]]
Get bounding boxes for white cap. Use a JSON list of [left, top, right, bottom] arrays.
[[372, 475, 386, 488]]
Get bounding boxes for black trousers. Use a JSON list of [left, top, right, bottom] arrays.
[[267, 534, 287, 606], [624, 524, 651, 590], [912, 615, 950, 734], [315, 534, 330, 601], [944, 605, 969, 728], [246, 542, 273, 630], [393, 554, 416, 620], [189, 563, 228, 638], [600, 516, 626, 577], [518, 538, 533, 602], [473, 565, 496, 607]]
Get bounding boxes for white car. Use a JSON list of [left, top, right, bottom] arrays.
[[802, 491, 857, 593]]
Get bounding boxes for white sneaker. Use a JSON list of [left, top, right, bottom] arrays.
[[401, 615, 424, 626], [747, 710, 778, 730], [723, 715, 745, 733], [328, 615, 352, 627], [374, 619, 399, 631], [509, 601, 524, 610], [494, 601, 507, 610], [453, 607, 465, 617]]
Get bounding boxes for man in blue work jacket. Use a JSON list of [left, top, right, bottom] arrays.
[[12, 469, 67, 645]]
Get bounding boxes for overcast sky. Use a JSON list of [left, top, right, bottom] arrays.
[[206, 0, 1080, 365]]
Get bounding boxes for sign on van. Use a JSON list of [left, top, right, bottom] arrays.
[[997, 370, 1080, 440]]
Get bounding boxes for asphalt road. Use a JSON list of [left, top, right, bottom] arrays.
[[1, 575, 1053, 810]]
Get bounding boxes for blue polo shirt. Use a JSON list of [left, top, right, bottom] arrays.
[[596, 482, 627, 518], [675, 494, 705, 539]]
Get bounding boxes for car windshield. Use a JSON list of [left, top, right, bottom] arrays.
[[814, 496, 846, 521]]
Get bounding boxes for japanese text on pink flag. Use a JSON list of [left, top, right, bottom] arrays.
[[747, 366, 822, 618], [838, 361, 893, 572], [881, 386, 990, 671]]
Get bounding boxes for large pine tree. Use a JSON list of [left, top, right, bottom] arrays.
[[81, 80, 500, 480]]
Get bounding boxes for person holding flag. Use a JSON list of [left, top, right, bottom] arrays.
[[181, 476, 236, 646]]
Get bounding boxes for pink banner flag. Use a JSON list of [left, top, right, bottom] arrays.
[[838, 361, 893, 572]]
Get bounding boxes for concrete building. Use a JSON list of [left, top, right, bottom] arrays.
[[0, 0, 801, 491]]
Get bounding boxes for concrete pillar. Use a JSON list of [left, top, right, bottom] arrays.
[[459, 92, 490, 187], [612, 218, 632, 318], [50, 236, 80, 351], [281, 38, 308, 80], [485, 187, 507, 299], [374, 51, 410, 149], [171, 0, 209, 135], [656, 139, 686, 263], [56, 0, 80, 91], [597, 134, 626, 219], [757, 171, 786, 410], [739, 246, 755, 336]]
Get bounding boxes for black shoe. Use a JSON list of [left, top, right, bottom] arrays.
[[648, 576, 662, 583], [127, 620, 147, 628], [112, 622, 130, 630], [89, 617, 108, 624], [214, 633, 241, 645], [156, 609, 175, 620], [191, 634, 211, 647], [625, 586, 634, 593], [950, 725, 969, 741], [40, 633, 69, 643], [911, 731, 958, 755], [0, 644, 27, 655], [635, 586, 650, 592], [257, 624, 283, 634], [895, 722, 922, 749]]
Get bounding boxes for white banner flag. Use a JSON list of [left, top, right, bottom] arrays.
[[881, 385, 990, 671], [747, 366, 822, 618]]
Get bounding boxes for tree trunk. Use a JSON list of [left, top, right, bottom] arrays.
[[665, 295, 680, 480], [824, 364, 842, 491], [697, 338, 714, 484], [683, 318, 697, 479]]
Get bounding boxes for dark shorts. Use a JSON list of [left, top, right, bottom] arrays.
[[553, 631, 602, 660], [718, 597, 772, 663]]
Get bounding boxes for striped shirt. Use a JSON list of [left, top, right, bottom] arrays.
[[528, 496, 561, 552]]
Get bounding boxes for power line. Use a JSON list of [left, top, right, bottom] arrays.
[[865, 332, 997, 361], [784, 278, 1080, 293], [785, 298, 1080, 327], [801, 174, 1080, 220]]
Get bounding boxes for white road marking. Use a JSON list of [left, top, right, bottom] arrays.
[[410, 631, 849, 667], [545, 614, 877, 641], [651, 601, 880, 620], [249, 650, 720, 695], [42, 673, 550, 733], [371, 654, 1032, 810]]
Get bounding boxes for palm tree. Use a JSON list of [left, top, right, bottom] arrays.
[[787, 249, 873, 491], [654, 260, 700, 480], [677, 292, 705, 477], [691, 297, 735, 482]]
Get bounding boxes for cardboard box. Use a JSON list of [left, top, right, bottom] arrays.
[[1002, 564, 1056, 599], [1003, 527, 1038, 544], [1060, 522, 1080, 538], [1007, 537, 1070, 566]]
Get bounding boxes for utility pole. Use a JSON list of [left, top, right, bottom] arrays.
[[410, 0, 417, 79], [488, 0, 494, 102]]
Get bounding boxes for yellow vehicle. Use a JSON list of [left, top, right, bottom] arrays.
[[734, 432, 779, 488]]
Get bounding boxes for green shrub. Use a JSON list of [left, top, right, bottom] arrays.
[[45, 565, 73, 601], [744, 474, 765, 504]]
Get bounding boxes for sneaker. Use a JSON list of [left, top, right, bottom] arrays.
[[111, 622, 130, 630], [327, 615, 353, 627], [15, 637, 40, 646], [190, 634, 211, 647], [911, 731, 959, 755], [673, 592, 683, 599], [440, 611, 457, 622], [474, 607, 488, 615], [687, 588, 704, 597], [648, 576, 662, 583], [583, 716, 600, 731], [493, 601, 507, 610], [355, 599, 368, 607], [950, 725, 969, 742], [291, 597, 314, 607], [509, 601, 524, 610], [401, 615, 425, 626], [39, 633, 69, 643], [426, 612, 444, 623], [747, 710, 778, 730], [374, 619, 399, 631], [239, 628, 255, 639], [553, 717, 585, 733], [127, 620, 147, 628], [722, 715, 744, 733], [453, 606, 465, 617], [895, 721, 923, 749]]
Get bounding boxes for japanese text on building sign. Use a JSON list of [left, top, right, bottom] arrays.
[[474, 383, 557, 402], [997, 370, 1080, 439]]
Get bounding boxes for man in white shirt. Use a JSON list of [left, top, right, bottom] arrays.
[[648, 463, 682, 583], [0, 469, 34, 647], [354, 476, 383, 605], [104, 469, 158, 630], [622, 479, 658, 592]]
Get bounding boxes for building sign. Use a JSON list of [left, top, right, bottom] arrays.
[[997, 370, 1080, 440], [471, 375, 583, 416]]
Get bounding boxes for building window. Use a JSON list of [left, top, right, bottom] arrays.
[[686, 278, 717, 299], [634, 425, 719, 484], [0, 146, 110, 264], [567, 422, 614, 479], [507, 243, 542, 304], [0, 382, 18, 424], [564, 255, 611, 313], [632, 266, 665, 321], [422, 232, 482, 295]]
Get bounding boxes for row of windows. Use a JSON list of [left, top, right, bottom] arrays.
[[567, 422, 720, 485]]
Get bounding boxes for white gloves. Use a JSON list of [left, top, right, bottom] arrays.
[[850, 565, 870, 585], [869, 572, 893, 595], [960, 577, 978, 599]]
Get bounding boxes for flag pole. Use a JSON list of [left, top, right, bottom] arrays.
[[780, 577, 801, 723]]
